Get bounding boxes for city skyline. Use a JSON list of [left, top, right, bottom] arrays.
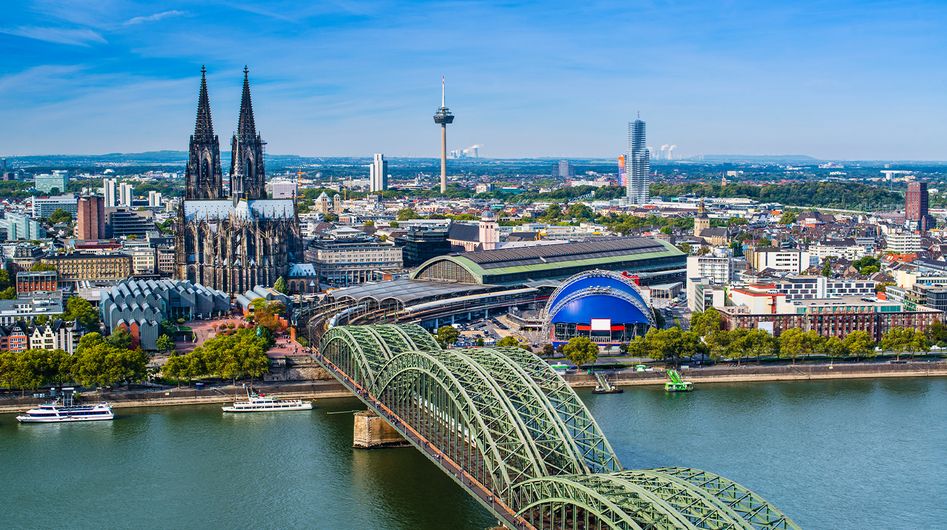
[[2, 1, 947, 160]]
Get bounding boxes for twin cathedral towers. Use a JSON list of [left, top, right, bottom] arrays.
[[174, 67, 302, 295]]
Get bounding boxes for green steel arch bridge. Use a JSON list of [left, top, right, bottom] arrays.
[[315, 324, 800, 530]]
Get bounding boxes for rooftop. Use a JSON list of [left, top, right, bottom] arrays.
[[330, 278, 498, 306]]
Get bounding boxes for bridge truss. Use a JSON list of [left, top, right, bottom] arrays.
[[317, 324, 799, 530]]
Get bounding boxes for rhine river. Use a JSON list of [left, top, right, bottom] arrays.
[[2, 378, 945, 529]]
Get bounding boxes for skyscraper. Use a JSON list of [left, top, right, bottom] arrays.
[[554, 160, 574, 179], [906, 181, 934, 232], [103, 178, 117, 207], [76, 196, 105, 240], [627, 116, 650, 204], [433, 76, 454, 194], [369, 153, 388, 193]]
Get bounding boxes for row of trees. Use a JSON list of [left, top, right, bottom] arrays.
[[162, 328, 271, 384], [0, 332, 149, 391]]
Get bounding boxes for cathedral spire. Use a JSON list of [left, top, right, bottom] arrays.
[[194, 65, 215, 141], [186, 66, 223, 200], [230, 66, 266, 201], [237, 66, 256, 140]]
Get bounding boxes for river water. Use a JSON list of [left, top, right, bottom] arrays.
[[2, 378, 945, 529]]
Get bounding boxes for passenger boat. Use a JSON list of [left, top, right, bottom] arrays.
[[17, 389, 113, 423], [222, 387, 313, 413]]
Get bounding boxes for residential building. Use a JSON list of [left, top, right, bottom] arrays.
[[34, 171, 68, 193], [718, 295, 941, 341], [32, 194, 78, 219], [103, 178, 117, 208], [118, 182, 134, 207], [745, 247, 810, 274], [886, 232, 923, 254], [28, 320, 82, 354], [76, 196, 106, 240], [0, 323, 30, 352], [369, 153, 388, 193], [127, 245, 156, 275], [770, 276, 877, 300], [156, 246, 176, 276], [808, 239, 869, 262], [687, 278, 726, 313], [686, 255, 732, 285], [147, 190, 163, 208]]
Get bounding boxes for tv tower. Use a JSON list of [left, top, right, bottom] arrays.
[[433, 76, 454, 194]]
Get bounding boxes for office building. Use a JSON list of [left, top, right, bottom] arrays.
[[395, 224, 453, 267], [147, 190, 163, 208], [108, 208, 156, 238], [906, 181, 934, 232], [0, 292, 64, 326], [32, 194, 78, 219], [554, 160, 574, 178], [745, 247, 810, 274], [627, 116, 649, 204], [0, 212, 46, 241], [15, 270, 58, 294], [686, 255, 732, 286], [770, 276, 876, 301], [369, 153, 388, 193], [310, 232, 403, 288], [103, 178, 117, 207], [266, 178, 298, 199], [41, 253, 132, 282], [34, 171, 68, 194], [118, 182, 134, 207], [76, 196, 106, 240]]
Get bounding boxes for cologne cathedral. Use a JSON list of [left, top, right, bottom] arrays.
[[174, 67, 301, 296]]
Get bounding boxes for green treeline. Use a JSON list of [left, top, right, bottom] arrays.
[[0, 332, 148, 391], [628, 310, 936, 365], [163, 328, 271, 384], [650, 182, 904, 210]]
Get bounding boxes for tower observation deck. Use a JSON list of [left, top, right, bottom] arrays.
[[433, 76, 454, 194]]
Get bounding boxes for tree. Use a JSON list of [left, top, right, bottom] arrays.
[[0, 287, 15, 300], [779, 210, 798, 225], [820, 336, 849, 359], [155, 334, 175, 353], [881, 327, 928, 360], [821, 258, 833, 278], [541, 344, 555, 356], [925, 320, 947, 347], [0, 268, 11, 290], [843, 330, 875, 359], [63, 296, 100, 330], [30, 262, 56, 272], [106, 327, 133, 349], [689, 309, 722, 337], [250, 299, 286, 333], [562, 337, 598, 368], [396, 208, 419, 221], [48, 208, 73, 224], [496, 335, 530, 350], [436, 325, 459, 348], [273, 276, 288, 294], [779, 329, 823, 364]]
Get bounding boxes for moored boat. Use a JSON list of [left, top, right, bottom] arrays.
[[222, 387, 313, 413], [17, 389, 113, 423]]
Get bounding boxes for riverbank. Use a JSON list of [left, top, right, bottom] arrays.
[[565, 359, 947, 387], [2, 360, 945, 413]]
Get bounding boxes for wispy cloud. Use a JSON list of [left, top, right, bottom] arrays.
[[124, 10, 186, 26], [0, 26, 106, 46]]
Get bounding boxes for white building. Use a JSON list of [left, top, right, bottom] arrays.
[[147, 190, 162, 208], [770, 276, 876, 300], [267, 177, 298, 199], [747, 248, 810, 274], [369, 153, 388, 193], [103, 178, 117, 208], [809, 239, 869, 262], [118, 182, 134, 207], [686, 255, 732, 286], [127, 246, 156, 275], [886, 232, 923, 253]]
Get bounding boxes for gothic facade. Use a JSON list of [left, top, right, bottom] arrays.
[[175, 67, 302, 296]]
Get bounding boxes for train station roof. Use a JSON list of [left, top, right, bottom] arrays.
[[328, 278, 497, 306]]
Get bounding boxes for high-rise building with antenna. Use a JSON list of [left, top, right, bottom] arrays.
[[627, 115, 649, 204], [433, 76, 454, 194]]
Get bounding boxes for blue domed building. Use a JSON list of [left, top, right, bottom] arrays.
[[543, 270, 654, 347]]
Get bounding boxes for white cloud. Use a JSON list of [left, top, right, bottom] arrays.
[[124, 10, 187, 26], [0, 26, 106, 46]]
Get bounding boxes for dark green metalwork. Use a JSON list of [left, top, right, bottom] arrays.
[[317, 324, 800, 530]]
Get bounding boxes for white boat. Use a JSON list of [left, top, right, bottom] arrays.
[[17, 398, 114, 423], [222, 388, 313, 413]]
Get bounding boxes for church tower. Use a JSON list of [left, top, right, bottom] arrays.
[[185, 66, 223, 199], [694, 200, 710, 237], [230, 67, 266, 202]]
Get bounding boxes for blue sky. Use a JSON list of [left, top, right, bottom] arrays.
[[1, 0, 946, 160]]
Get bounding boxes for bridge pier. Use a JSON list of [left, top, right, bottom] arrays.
[[353, 410, 409, 448]]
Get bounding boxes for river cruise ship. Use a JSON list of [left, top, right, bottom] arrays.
[[222, 388, 313, 413], [17, 389, 114, 423]]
